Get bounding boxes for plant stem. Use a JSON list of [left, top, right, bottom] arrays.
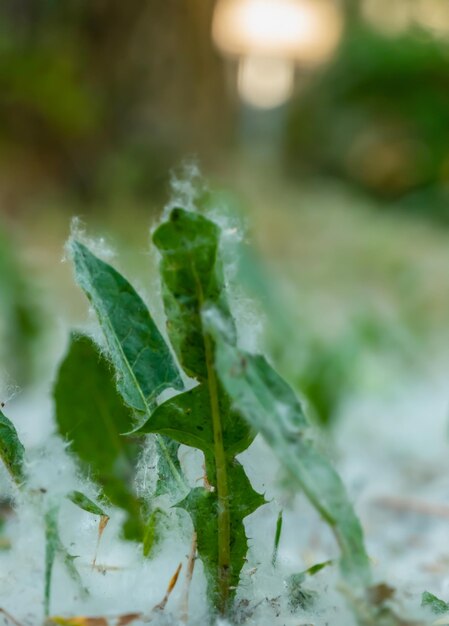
[[204, 331, 231, 614], [190, 253, 231, 614]]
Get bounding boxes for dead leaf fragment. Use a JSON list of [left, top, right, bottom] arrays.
[[49, 613, 142, 626], [367, 583, 396, 605]]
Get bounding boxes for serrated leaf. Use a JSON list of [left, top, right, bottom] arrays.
[[67, 491, 107, 518], [0, 409, 25, 485], [206, 309, 371, 587], [69, 240, 183, 412], [178, 461, 265, 602], [54, 334, 143, 540]]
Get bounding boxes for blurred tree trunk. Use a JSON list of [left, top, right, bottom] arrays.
[[69, 0, 234, 166], [0, 0, 234, 207]]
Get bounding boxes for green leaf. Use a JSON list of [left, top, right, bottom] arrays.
[[422, 591, 449, 615], [69, 241, 186, 496], [54, 333, 143, 540], [152, 207, 235, 380], [134, 383, 253, 458], [67, 491, 107, 517], [206, 309, 371, 587], [149, 208, 263, 613], [69, 240, 183, 412], [0, 409, 25, 485], [178, 461, 265, 603]]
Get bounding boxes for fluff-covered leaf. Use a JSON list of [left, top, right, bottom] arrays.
[[206, 309, 371, 587], [69, 242, 186, 495], [69, 240, 183, 412], [0, 409, 25, 485], [136, 208, 263, 612], [65, 205, 370, 616], [152, 208, 235, 380]]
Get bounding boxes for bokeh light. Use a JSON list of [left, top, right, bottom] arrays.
[[213, 0, 343, 108], [237, 56, 295, 109]]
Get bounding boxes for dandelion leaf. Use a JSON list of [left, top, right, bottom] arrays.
[[69, 241, 185, 495], [136, 208, 263, 610], [69, 240, 183, 412], [178, 460, 264, 601]]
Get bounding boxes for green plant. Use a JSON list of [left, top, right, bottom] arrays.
[[63, 206, 369, 614], [0, 202, 371, 620]]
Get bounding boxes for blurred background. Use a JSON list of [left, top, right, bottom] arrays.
[[1, 0, 448, 429]]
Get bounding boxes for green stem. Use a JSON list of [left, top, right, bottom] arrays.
[[189, 253, 231, 614], [204, 331, 231, 614]]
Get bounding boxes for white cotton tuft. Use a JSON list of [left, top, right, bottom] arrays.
[[163, 160, 204, 218], [0, 372, 20, 407], [63, 217, 116, 264], [1, 360, 445, 624], [0, 422, 210, 623]]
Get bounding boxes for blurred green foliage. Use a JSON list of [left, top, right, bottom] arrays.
[[0, 36, 98, 137], [293, 315, 413, 428], [286, 26, 449, 222], [0, 227, 42, 386], [232, 225, 416, 429]]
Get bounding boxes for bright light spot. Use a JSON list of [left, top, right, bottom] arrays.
[[237, 56, 295, 109], [213, 0, 343, 65]]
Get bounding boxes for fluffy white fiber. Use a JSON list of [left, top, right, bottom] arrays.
[[1, 173, 446, 625], [1, 358, 447, 625]]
